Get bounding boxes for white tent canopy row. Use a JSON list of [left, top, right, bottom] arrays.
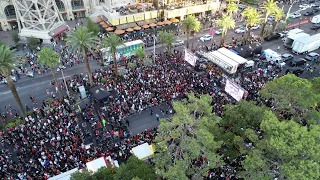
[[203, 48, 249, 74]]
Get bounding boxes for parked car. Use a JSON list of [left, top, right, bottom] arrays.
[[289, 12, 301, 18], [200, 34, 212, 42], [304, 11, 314, 16], [289, 58, 307, 67], [281, 53, 294, 61], [310, 24, 320, 29], [268, 15, 275, 21], [0, 76, 17, 84], [251, 24, 260, 30], [172, 40, 184, 47], [313, 7, 319, 12], [305, 52, 319, 61], [285, 67, 305, 76], [235, 27, 246, 33], [215, 29, 223, 35], [264, 33, 281, 41], [299, 4, 311, 9], [311, 2, 320, 7], [278, 31, 288, 37]]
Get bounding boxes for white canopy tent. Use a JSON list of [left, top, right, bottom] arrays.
[[86, 157, 108, 173], [132, 143, 154, 159], [217, 48, 248, 64], [48, 168, 78, 180]]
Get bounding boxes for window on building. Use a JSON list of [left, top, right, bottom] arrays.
[[4, 5, 16, 19], [71, 0, 84, 9], [55, 0, 65, 11]]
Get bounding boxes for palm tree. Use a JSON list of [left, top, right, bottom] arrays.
[[38, 47, 62, 99], [217, 14, 236, 46], [164, 32, 175, 56], [242, 7, 262, 38], [260, 0, 278, 36], [66, 27, 96, 87], [158, 31, 166, 49], [0, 45, 26, 117], [181, 15, 201, 49], [158, 32, 175, 56], [272, 7, 285, 33], [227, 2, 238, 16], [135, 47, 146, 62], [101, 34, 124, 79]]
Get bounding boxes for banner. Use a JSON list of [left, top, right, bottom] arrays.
[[224, 79, 245, 101], [184, 48, 198, 66]]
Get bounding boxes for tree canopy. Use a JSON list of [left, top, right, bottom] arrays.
[[87, 18, 100, 36], [260, 74, 320, 125], [153, 93, 222, 179]]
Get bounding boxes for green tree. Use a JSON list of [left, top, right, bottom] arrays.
[[135, 46, 146, 62], [241, 0, 258, 5], [260, 74, 320, 125], [87, 18, 100, 36], [37, 47, 62, 98], [214, 101, 268, 159], [11, 31, 20, 45], [259, 111, 320, 180], [217, 14, 236, 46], [66, 26, 96, 87], [93, 167, 117, 180], [70, 170, 93, 180], [242, 7, 262, 37], [114, 156, 156, 180], [238, 149, 272, 180], [181, 16, 201, 49], [260, 0, 277, 36], [227, 2, 238, 16], [0, 45, 26, 117], [102, 34, 124, 79], [272, 7, 285, 33], [153, 93, 222, 179], [27, 36, 38, 50], [160, 32, 175, 56]]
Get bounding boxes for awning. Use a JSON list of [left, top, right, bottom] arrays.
[[136, 19, 156, 26], [157, 21, 164, 26], [50, 25, 69, 37], [116, 22, 137, 30], [134, 26, 141, 30], [115, 29, 125, 35]]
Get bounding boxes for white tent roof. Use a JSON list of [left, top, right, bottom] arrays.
[[48, 168, 78, 180], [217, 48, 248, 64], [86, 157, 108, 173], [132, 143, 154, 159]]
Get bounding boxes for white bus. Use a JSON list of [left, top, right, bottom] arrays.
[[100, 40, 144, 64]]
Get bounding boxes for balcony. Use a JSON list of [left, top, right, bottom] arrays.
[[72, 6, 85, 10]]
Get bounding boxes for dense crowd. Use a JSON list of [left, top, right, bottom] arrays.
[[0, 43, 283, 179]]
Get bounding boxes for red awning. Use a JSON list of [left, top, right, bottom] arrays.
[[50, 25, 68, 36]]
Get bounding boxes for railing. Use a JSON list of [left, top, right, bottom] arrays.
[[6, 15, 17, 20], [72, 6, 85, 10]]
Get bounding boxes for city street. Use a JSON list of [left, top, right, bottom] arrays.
[[0, 4, 319, 119]]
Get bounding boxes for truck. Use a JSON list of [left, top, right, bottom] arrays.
[[292, 33, 320, 54], [311, 14, 320, 24], [284, 32, 310, 49], [261, 49, 286, 67]]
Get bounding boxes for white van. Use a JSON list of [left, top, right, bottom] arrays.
[[262, 49, 286, 67]]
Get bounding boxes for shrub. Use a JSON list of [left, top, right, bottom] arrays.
[[6, 122, 16, 128], [128, 62, 137, 69], [101, 78, 107, 84], [144, 58, 153, 67], [15, 119, 24, 125]]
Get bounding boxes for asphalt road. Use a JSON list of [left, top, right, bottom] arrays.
[[0, 4, 319, 117]]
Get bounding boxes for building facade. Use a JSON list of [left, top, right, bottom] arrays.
[[0, 0, 220, 31]]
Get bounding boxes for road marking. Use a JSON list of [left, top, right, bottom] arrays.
[[0, 91, 11, 95], [58, 75, 71, 80]]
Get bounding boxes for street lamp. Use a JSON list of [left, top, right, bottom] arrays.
[[153, 28, 156, 63], [58, 58, 70, 100]]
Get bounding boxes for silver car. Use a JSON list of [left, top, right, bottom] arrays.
[[281, 53, 294, 62]]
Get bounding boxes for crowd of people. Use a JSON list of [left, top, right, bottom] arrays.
[[0, 37, 285, 178]]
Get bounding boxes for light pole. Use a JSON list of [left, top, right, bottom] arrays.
[[58, 58, 70, 99], [153, 28, 156, 63], [60, 68, 70, 100]]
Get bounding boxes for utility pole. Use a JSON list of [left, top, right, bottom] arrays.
[[61, 68, 70, 100], [285, 0, 298, 21], [153, 28, 156, 63]]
